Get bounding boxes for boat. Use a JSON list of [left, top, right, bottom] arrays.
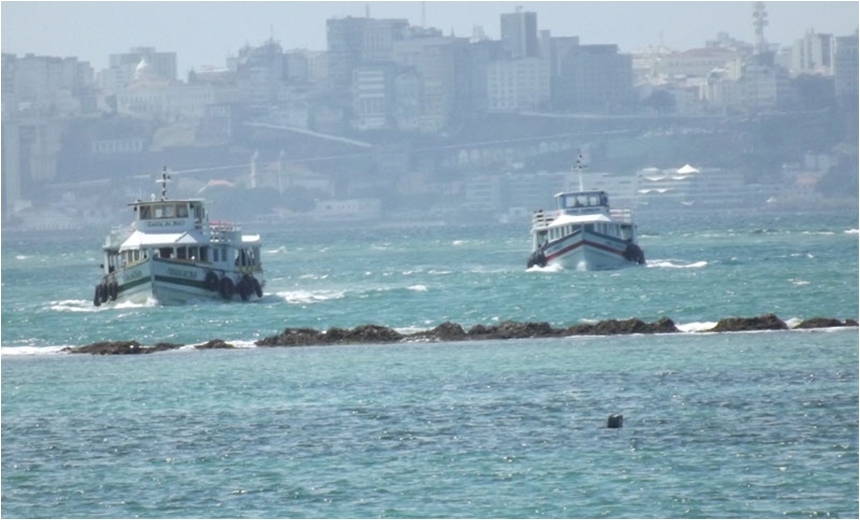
[[526, 170, 645, 270], [92, 168, 265, 306]]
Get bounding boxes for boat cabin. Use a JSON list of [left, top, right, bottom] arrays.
[[555, 190, 610, 216]]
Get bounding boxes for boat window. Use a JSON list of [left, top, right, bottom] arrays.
[[177, 247, 187, 260], [199, 247, 208, 263], [159, 247, 173, 259], [139, 205, 152, 220], [176, 204, 189, 218]]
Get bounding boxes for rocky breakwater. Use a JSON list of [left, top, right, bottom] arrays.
[[63, 314, 857, 355]]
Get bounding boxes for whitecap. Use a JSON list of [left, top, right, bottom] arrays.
[[647, 260, 707, 269], [15, 255, 29, 260], [407, 284, 428, 292], [452, 240, 467, 246], [278, 289, 345, 304], [844, 229, 859, 235], [789, 279, 810, 286]]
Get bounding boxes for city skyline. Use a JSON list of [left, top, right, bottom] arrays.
[[2, 1, 858, 74]]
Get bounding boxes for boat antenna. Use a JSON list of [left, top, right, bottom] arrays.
[[158, 166, 171, 200]]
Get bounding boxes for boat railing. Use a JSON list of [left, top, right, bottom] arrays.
[[531, 209, 559, 228], [610, 208, 634, 222], [208, 221, 242, 242]]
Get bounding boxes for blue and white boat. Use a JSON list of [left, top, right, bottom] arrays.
[[92, 168, 265, 306], [527, 189, 645, 271]]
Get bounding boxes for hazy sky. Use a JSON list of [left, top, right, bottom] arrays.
[[2, 1, 858, 73]]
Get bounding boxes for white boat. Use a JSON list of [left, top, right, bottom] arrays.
[[526, 189, 645, 270], [92, 168, 265, 306]]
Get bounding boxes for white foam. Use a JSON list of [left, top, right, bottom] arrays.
[[277, 289, 345, 304], [676, 321, 718, 333], [647, 260, 708, 269], [789, 279, 810, 286], [1, 345, 69, 356], [844, 229, 859, 235], [526, 263, 564, 273], [407, 284, 428, 292]]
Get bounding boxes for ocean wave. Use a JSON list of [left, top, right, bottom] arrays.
[[845, 229, 859, 235], [452, 240, 468, 246], [676, 321, 718, 333], [646, 260, 708, 269], [277, 289, 346, 305], [46, 299, 97, 313], [406, 285, 428, 292], [1, 345, 69, 356], [789, 279, 810, 286], [298, 273, 329, 280]]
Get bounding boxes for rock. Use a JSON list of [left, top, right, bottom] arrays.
[[412, 321, 467, 342], [255, 327, 326, 347], [564, 318, 678, 336], [492, 321, 557, 339], [846, 319, 859, 327], [709, 314, 787, 332], [194, 339, 235, 349], [793, 317, 847, 329], [64, 340, 145, 355], [342, 324, 403, 344], [151, 342, 184, 352]]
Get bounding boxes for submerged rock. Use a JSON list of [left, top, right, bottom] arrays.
[[565, 317, 678, 336]]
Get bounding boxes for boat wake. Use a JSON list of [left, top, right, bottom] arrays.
[[526, 263, 564, 273]]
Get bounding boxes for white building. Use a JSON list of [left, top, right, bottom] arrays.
[[635, 164, 745, 210]]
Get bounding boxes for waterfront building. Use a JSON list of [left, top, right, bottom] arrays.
[[486, 57, 550, 112]]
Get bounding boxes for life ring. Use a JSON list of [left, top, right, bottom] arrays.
[[204, 271, 219, 292], [219, 277, 234, 300], [93, 284, 102, 307], [252, 277, 263, 298], [108, 280, 118, 301]]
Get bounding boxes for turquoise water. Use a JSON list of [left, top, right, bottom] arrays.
[[2, 211, 858, 518]]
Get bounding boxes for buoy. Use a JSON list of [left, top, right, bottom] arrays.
[[607, 414, 623, 428]]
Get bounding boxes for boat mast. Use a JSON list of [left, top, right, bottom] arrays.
[[158, 166, 171, 200], [574, 152, 586, 191]]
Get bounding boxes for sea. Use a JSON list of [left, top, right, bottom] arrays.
[[2, 209, 858, 518]]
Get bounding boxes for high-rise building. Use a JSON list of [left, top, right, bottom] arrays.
[[833, 30, 859, 103], [500, 8, 538, 59], [558, 44, 634, 113], [791, 30, 834, 75]]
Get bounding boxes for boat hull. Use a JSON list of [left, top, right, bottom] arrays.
[[539, 228, 643, 271], [100, 257, 265, 305]]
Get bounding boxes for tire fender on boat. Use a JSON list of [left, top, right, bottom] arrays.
[[205, 271, 220, 292], [93, 284, 102, 307], [252, 276, 263, 298], [108, 280, 118, 301], [219, 277, 235, 300], [238, 275, 252, 301], [99, 283, 109, 304]]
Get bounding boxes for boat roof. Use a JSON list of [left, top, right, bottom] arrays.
[[548, 213, 613, 227], [120, 230, 206, 250], [127, 198, 206, 207]]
